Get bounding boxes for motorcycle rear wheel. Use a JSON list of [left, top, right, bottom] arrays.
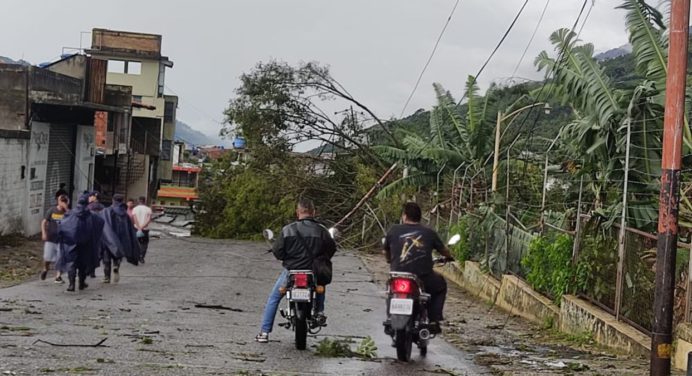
[[294, 306, 308, 350], [395, 330, 412, 362]]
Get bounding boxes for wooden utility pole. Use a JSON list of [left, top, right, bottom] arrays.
[[651, 1, 690, 374], [491, 111, 502, 193]]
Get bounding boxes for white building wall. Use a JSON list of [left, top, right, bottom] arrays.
[[74, 125, 96, 199], [0, 137, 29, 235], [24, 122, 50, 236]]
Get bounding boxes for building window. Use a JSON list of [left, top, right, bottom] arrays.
[[107, 60, 141, 75], [127, 61, 142, 75], [161, 140, 172, 161], [164, 101, 175, 122], [132, 95, 142, 104], [107, 60, 125, 74]]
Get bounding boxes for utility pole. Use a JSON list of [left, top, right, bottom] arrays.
[[615, 117, 633, 320], [651, 1, 690, 374], [491, 111, 502, 193]]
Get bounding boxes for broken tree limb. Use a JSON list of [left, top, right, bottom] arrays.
[[194, 304, 243, 312], [33, 337, 108, 347], [334, 163, 398, 228]]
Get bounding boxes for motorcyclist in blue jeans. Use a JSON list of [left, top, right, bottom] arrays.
[[256, 198, 337, 343]]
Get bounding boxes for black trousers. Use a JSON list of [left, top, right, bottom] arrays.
[[102, 249, 121, 279], [138, 230, 150, 260], [420, 272, 447, 322]]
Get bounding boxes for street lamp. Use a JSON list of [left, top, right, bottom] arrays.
[[491, 102, 551, 193]]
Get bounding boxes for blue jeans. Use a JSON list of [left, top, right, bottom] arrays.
[[260, 269, 326, 333]]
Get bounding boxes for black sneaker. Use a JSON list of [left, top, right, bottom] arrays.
[[66, 283, 75, 292], [312, 312, 327, 328], [429, 322, 442, 335], [40, 271, 47, 281], [255, 332, 269, 343], [78, 281, 88, 290], [54, 276, 64, 284]]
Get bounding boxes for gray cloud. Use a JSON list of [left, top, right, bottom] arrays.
[[1, 0, 631, 142]]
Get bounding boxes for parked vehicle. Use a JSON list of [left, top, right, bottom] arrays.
[[383, 234, 460, 361]]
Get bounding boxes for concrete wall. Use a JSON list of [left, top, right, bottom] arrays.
[[496, 274, 560, 326], [128, 154, 149, 202], [0, 65, 28, 131], [106, 60, 160, 98], [0, 136, 28, 235], [560, 295, 650, 357], [23, 122, 50, 236], [73, 125, 95, 198], [45, 55, 87, 81], [439, 261, 651, 360]]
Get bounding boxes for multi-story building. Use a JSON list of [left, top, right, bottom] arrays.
[[87, 28, 177, 203]]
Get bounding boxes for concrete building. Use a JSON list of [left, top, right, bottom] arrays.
[[0, 61, 129, 236], [86, 28, 177, 203]]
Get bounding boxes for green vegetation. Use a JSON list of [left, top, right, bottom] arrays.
[[521, 234, 574, 303]]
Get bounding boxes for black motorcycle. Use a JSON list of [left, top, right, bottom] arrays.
[[383, 234, 460, 361], [263, 229, 333, 350]]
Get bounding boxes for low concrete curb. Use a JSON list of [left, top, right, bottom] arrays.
[[439, 261, 650, 360]]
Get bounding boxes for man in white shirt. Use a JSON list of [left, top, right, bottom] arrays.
[[132, 196, 153, 264]]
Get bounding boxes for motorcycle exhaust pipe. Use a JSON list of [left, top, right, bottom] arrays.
[[419, 328, 431, 340]]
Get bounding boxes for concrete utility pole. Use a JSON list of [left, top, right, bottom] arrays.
[[651, 1, 690, 374], [492, 111, 502, 193]]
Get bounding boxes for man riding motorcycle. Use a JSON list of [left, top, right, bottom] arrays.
[[383, 202, 453, 334], [256, 198, 337, 343]]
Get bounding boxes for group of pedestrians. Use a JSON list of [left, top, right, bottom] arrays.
[[40, 187, 153, 292]]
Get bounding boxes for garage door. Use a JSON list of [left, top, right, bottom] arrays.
[[44, 124, 75, 212]]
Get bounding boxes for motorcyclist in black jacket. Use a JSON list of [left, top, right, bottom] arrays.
[[255, 198, 337, 343]]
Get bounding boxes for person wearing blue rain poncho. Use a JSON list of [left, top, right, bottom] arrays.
[[99, 194, 140, 284], [56, 193, 104, 292]]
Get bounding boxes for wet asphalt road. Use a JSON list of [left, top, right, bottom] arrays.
[[0, 234, 487, 375]]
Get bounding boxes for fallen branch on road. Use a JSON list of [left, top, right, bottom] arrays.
[[33, 337, 109, 348], [194, 304, 243, 312]]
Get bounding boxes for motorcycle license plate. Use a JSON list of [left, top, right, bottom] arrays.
[[390, 298, 414, 315], [291, 289, 311, 301]]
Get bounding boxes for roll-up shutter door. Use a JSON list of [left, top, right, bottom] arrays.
[[44, 124, 75, 212]]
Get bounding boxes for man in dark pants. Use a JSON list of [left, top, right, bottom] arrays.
[[383, 202, 453, 333], [132, 196, 152, 263]]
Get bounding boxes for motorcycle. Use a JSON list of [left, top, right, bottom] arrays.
[[383, 233, 461, 362], [262, 228, 334, 350]]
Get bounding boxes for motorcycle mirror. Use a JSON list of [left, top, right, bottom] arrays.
[[328, 227, 338, 239], [263, 229, 274, 241], [448, 234, 461, 246]]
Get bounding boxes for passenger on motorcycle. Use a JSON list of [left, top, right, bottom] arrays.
[[255, 198, 337, 343], [383, 202, 453, 334]]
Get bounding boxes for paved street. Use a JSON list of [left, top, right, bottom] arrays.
[[0, 234, 486, 375]]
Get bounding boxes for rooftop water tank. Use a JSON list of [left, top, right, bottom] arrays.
[[233, 136, 246, 149]]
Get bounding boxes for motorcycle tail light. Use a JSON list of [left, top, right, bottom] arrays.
[[294, 273, 309, 288], [391, 278, 413, 294]]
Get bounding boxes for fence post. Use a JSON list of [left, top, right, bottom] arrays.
[[615, 117, 633, 320], [540, 134, 561, 235], [686, 240, 692, 322], [572, 175, 584, 263]]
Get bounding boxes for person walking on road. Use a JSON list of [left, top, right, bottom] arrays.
[[132, 196, 153, 264], [100, 194, 140, 284], [40, 194, 69, 284], [56, 193, 104, 292]]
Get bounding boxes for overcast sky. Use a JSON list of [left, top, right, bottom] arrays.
[[2, 0, 632, 147]]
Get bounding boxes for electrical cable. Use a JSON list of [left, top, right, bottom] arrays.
[[399, 0, 462, 118]]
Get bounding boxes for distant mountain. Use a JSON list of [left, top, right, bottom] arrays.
[[175, 120, 228, 147], [595, 44, 632, 61], [0, 56, 30, 66]]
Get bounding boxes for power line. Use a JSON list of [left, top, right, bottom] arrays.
[[511, 0, 552, 79], [457, 0, 530, 105], [399, 0, 462, 118]]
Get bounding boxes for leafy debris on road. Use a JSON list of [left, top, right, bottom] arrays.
[[229, 351, 266, 363], [314, 336, 378, 359]]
